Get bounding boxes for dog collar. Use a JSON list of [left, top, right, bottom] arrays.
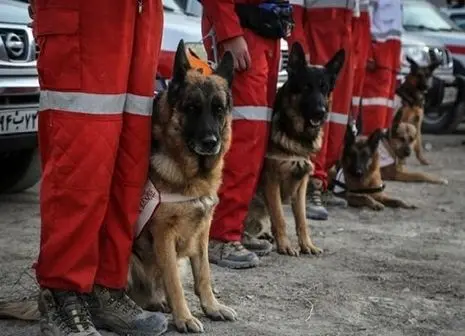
[[265, 153, 311, 164], [135, 180, 201, 238], [332, 179, 386, 195]]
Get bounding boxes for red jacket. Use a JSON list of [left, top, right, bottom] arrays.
[[202, 0, 264, 43]]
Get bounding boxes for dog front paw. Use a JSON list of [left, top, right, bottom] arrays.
[[276, 239, 299, 257], [419, 157, 430, 166], [299, 240, 323, 255], [145, 299, 171, 313], [202, 303, 237, 322], [370, 202, 385, 211], [174, 314, 204, 333]]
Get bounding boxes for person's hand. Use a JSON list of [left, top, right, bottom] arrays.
[[220, 36, 251, 72]]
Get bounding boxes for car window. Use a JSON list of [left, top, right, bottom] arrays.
[[449, 13, 465, 30], [403, 1, 462, 31], [163, 0, 184, 13]]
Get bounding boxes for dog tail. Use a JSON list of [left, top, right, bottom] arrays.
[[0, 300, 39, 321]]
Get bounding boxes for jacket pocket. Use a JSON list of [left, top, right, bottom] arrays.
[[35, 8, 81, 91]]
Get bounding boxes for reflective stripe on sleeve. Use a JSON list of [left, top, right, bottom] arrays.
[[125, 93, 153, 116], [361, 97, 391, 107]]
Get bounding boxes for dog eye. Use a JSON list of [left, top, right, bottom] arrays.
[[320, 80, 329, 92]]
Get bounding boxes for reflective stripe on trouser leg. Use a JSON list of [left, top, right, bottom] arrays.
[[384, 39, 402, 129], [35, 1, 144, 292], [306, 7, 353, 189], [360, 40, 392, 136], [202, 22, 279, 242], [95, 0, 163, 289]]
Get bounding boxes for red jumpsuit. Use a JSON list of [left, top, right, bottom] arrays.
[[351, 0, 371, 121], [361, 0, 402, 135], [201, 0, 280, 242], [34, 0, 163, 293], [287, 0, 355, 190]]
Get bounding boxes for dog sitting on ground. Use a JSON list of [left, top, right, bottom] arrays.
[[396, 55, 442, 166], [332, 127, 417, 211], [380, 108, 448, 185], [0, 40, 236, 334], [243, 42, 345, 257], [127, 40, 237, 333]]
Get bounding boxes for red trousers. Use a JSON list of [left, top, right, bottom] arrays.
[[34, 0, 163, 292], [361, 38, 401, 135], [202, 18, 280, 242], [351, 11, 371, 121], [306, 8, 354, 189]]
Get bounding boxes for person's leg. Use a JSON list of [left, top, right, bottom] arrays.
[[34, 0, 133, 334], [241, 37, 280, 257], [88, 1, 167, 335], [360, 41, 392, 136], [305, 8, 353, 219], [202, 20, 276, 269], [384, 39, 402, 129]]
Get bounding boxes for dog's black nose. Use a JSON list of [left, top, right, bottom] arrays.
[[355, 168, 363, 177], [200, 134, 218, 149], [404, 147, 411, 156]]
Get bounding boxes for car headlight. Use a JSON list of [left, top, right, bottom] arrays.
[[401, 45, 432, 67], [184, 42, 208, 63]]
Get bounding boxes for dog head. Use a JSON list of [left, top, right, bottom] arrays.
[[283, 42, 345, 134], [157, 39, 234, 157], [342, 128, 384, 178], [388, 109, 418, 159], [405, 56, 441, 92]]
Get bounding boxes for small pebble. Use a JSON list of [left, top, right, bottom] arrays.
[[425, 142, 433, 151]]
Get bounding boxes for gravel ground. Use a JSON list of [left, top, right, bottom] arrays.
[[0, 134, 464, 336]]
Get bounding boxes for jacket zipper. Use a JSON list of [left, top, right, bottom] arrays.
[[138, 0, 143, 14]]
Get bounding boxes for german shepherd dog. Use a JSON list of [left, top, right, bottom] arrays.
[[0, 40, 237, 333], [128, 40, 237, 333], [243, 42, 345, 256], [334, 128, 417, 210], [396, 55, 441, 166], [380, 108, 448, 184]]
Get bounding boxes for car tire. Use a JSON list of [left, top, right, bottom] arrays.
[[422, 102, 465, 134], [0, 149, 41, 194]]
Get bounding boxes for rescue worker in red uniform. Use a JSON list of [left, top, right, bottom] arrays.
[[351, 0, 371, 122], [360, 0, 402, 135], [201, 0, 294, 269], [287, 0, 356, 220], [30, 0, 168, 335]]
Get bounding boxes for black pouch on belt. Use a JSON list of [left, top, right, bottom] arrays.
[[235, 0, 295, 39]]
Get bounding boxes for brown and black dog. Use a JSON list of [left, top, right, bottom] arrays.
[[0, 40, 237, 334], [396, 55, 442, 165], [381, 108, 448, 184], [332, 128, 417, 211], [127, 40, 237, 333], [243, 42, 345, 256]]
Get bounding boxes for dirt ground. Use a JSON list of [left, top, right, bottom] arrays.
[[0, 134, 464, 336]]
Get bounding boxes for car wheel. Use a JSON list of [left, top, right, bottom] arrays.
[[0, 149, 41, 194], [422, 103, 464, 134]]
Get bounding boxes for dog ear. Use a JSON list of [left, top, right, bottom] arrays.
[[344, 124, 355, 149], [172, 39, 191, 86], [287, 42, 307, 76], [214, 51, 234, 88], [325, 49, 346, 89], [367, 128, 383, 152], [407, 56, 419, 73]]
